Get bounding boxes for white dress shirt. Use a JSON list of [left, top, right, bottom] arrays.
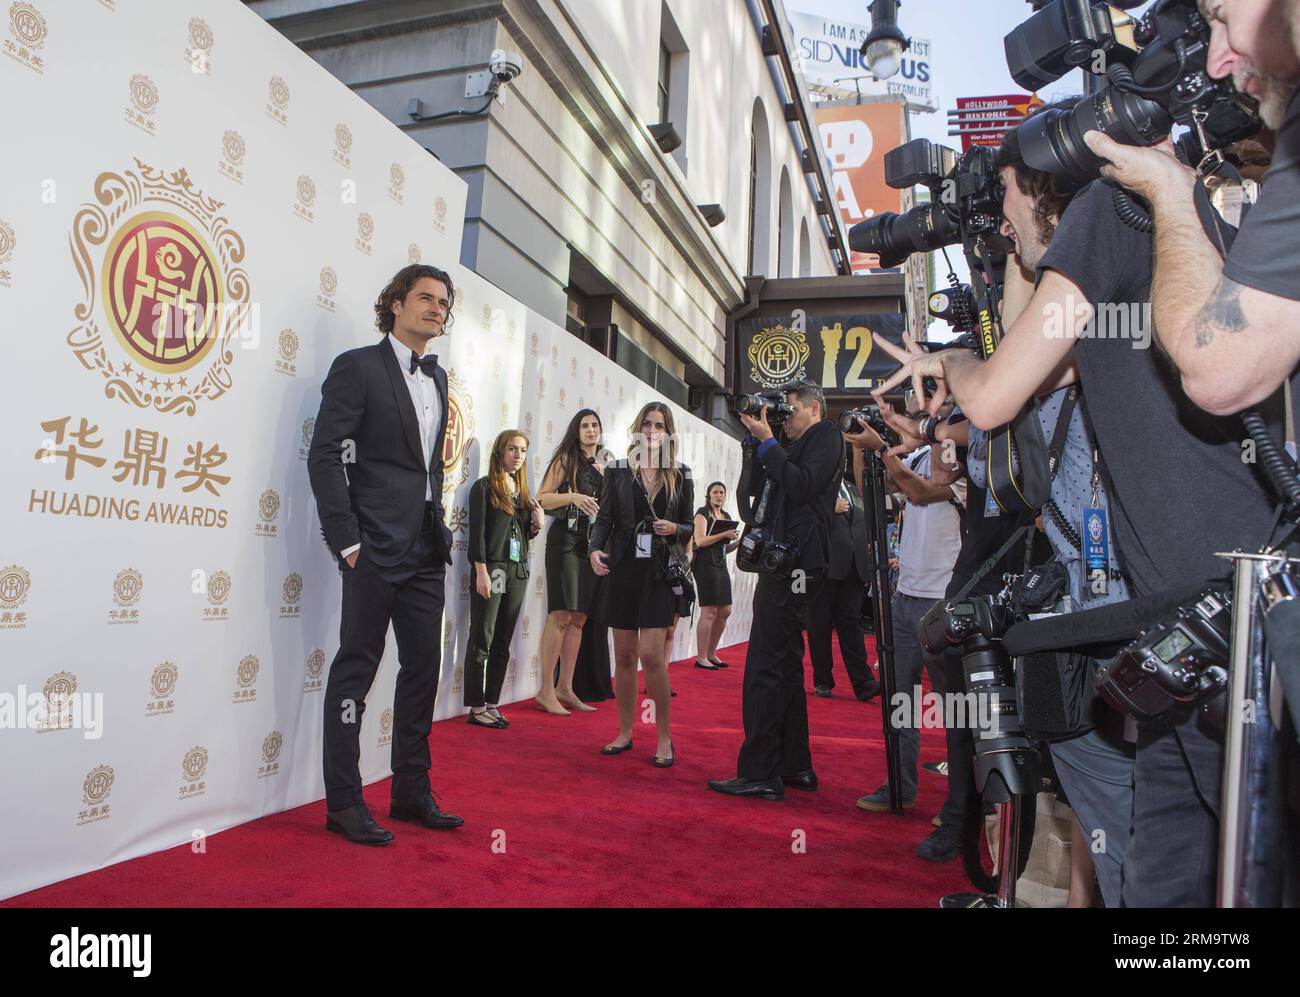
[[339, 335, 442, 559]]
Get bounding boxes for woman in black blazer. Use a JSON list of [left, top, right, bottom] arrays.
[[464, 429, 544, 729], [589, 401, 693, 767], [691, 481, 739, 670]]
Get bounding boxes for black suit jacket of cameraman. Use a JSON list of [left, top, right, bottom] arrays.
[[589, 459, 694, 568], [307, 341, 454, 569], [827, 480, 870, 583], [739, 418, 844, 580]]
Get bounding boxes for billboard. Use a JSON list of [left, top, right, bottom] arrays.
[[813, 100, 908, 273], [788, 10, 936, 112], [951, 93, 1043, 152], [737, 311, 906, 396]]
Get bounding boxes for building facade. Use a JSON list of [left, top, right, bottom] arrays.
[[250, 0, 852, 428]]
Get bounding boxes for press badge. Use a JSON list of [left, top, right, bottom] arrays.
[[567, 505, 579, 531], [635, 529, 654, 559], [509, 527, 522, 563], [1082, 506, 1109, 597]]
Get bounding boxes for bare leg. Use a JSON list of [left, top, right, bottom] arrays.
[[556, 611, 595, 711], [1067, 817, 1097, 908], [604, 628, 639, 750], [695, 606, 716, 663], [639, 627, 672, 759], [707, 604, 732, 661], [535, 610, 572, 715]]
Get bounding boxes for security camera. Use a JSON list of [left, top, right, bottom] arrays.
[[488, 48, 522, 84]]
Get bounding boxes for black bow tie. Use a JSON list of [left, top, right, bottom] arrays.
[[409, 351, 439, 377]]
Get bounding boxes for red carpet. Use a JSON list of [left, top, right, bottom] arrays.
[[5, 637, 969, 907]]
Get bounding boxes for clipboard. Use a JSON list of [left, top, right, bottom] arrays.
[[707, 519, 739, 536]]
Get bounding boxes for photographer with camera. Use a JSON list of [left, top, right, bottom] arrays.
[[707, 381, 843, 801], [872, 92, 1286, 902], [1081, 2, 1300, 418]]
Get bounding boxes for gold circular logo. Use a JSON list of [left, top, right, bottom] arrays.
[[129, 74, 159, 114], [747, 324, 811, 387], [320, 266, 337, 296], [407, 243, 420, 264], [278, 328, 299, 361], [44, 671, 77, 709], [258, 489, 280, 522], [453, 666, 464, 688], [529, 653, 539, 677], [0, 565, 30, 608], [10, 3, 46, 48], [441, 369, 475, 493], [296, 175, 316, 207], [435, 197, 447, 221], [181, 747, 207, 782], [262, 731, 283, 763], [0, 218, 15, 265], [188, 17, 213, 52], [151, 661, 177, 698], [283, 573, 303, 605], [335, 123, 353, 153], [358, 212, 374, 240], [588, 366, 595, 385], [269, 75, 290, 109], [83, 765, 114, 806], [208, 570, 231, 605], [538, 376, 546, 399], [391, 163, 405, 189], [533, 575, 543, 597], [301, 417, 315, 449], [306, 648, 325, 679], [506, 658, 517, 680], [379, 708, 393, 735], [222, 131, 245, 164], [237, 654, 259, 688], [99, 211, 223, 375], [113, 568, 144, 607]]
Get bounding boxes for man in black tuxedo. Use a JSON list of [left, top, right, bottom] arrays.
[[308, 264, 464, 845], [805, 475, 881, 701], [708, 380, 843, 800]]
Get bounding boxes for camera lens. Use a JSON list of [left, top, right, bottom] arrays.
[[1018, 89, 1172, 187], [849, 202, 961, 269]]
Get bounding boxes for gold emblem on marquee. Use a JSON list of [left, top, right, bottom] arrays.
[[442, 368, 476, 493], [390, 163, 405, 190], [278, 329, 298, 362], [68, 159, 251, 415], [306, 648, 325, 680], [112, 568, 144, 607], [0, 564, 30, 608], [9, 2, 46, 47], [181, 747, 207, 782], [83, 765, 114, 806], [283, 572, 303, 605], [335, 123, 353, 154], [262, 731, 283, 764], [357, 212, 374, 242], [452, 666, 463, 692], [208, 569, 231, 605], [434, 196, 447, 232], [222, 131, 245, 165], [301, 417, 315, 450], [151, 661, 177, 698], [259, 489, 280, 522], [747, 323, 810, 388], [0, 218, 15, 264], [236, 654, 259, 689]]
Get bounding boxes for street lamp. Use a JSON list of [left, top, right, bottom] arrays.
[[861, 0, 910, 81]]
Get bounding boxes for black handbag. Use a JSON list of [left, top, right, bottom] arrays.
[[666, 540, 696, 607]]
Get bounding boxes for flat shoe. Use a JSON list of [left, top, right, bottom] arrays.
[[600, 740, 633, 755], [693, 659, 718, 670], [652, 743, 674, 768], [708, 657, 728, 668], [467, 711, 504, 729]]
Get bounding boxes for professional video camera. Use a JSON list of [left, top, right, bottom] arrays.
[[1005, 0, 1263, 186], [849, 138, 1013, 270]]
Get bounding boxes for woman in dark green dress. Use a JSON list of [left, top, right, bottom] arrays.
[[589, 401, 693, 768], [691, 481, 739, 670], [535, 408, 608, 713], [463, 429, 544, 729]]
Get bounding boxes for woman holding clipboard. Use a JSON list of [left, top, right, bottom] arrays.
[[691, 481, 739, 671]]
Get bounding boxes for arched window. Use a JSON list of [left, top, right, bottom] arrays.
[[748, 100, 772, 276], [798, 219, 811, 277], [777, 167, 793, 278]]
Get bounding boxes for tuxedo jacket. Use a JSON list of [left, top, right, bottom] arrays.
[[589, 460, 694, 570], [307, 340, 453, 569]]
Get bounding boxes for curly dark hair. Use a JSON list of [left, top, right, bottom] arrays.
[[373, 264, 456, 334], [993, 98, 1081, 246]]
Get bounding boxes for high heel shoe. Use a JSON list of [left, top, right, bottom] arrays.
[[652, 742, 675, 768]]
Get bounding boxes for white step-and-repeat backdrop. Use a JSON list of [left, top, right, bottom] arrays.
[[0, 0, 750, 900]]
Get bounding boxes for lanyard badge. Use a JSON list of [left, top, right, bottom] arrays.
[[1082, 464, 1108, 598], [508, 522, 522, 563]]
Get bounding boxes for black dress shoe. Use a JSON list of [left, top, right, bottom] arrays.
[[813, 684, 833, 698], [325, 804, 394, 845], [707, 776, 784, 800], [782, 769, 818, 791], [389, 794, 464, 829], [467, 710, 505, 729], [855, 680, 882, 702]]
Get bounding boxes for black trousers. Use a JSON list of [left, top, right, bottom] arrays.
[[935, 646, 974, 828], [323, 529, 445, 812], [464, 564, 527, 708], [737, 575, 821, 780], [806, 574, 876, 695]]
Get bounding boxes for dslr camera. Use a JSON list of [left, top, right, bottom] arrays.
[[849, 138, 1013, 270], [1006, 0, 1263, 186], [735, 390, 793, 436], [839, 404, 902, 449], [735, 526, 801, 578]]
